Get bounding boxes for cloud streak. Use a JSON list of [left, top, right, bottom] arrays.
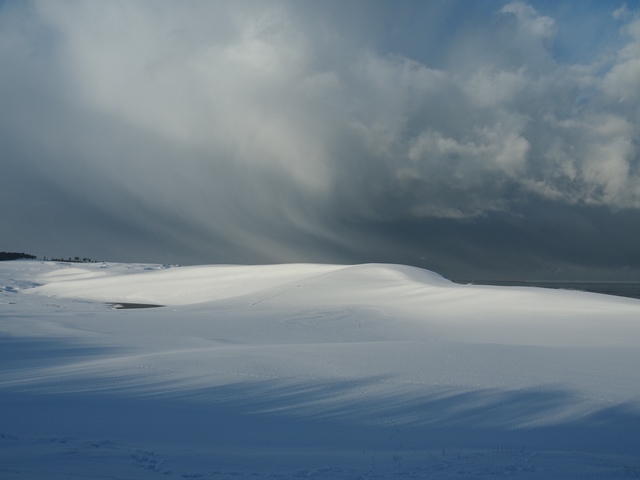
[[1, 0, 639, 277]]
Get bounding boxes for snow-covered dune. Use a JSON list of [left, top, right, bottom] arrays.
[[27, 262, 454, 306], [27, 261, 640, 347], [2, 261, 640, 479], [29, 262, 350, 305]]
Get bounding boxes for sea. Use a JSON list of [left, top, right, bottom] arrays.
[[455, 280, 640, 301]]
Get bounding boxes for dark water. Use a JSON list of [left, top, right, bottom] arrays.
[[455, 281, 640, 301]]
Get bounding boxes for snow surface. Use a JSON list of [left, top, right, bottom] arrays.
[[1, 260, 640, 479]]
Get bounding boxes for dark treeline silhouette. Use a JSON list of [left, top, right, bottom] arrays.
[[47, 256, 98, 263], [0, 252, 37, 261], [1, 252, 99, 263]]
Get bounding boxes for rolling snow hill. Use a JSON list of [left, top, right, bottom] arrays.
[[1, 260, 640, 478]]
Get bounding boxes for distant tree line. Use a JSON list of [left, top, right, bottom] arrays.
[[0, 252, 99, 263], [0, 252, 37, 261], [46, 256, 98, 263]]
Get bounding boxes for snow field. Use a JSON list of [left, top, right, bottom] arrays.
[[1, 260, 640, 478]]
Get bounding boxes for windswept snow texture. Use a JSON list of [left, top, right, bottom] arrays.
[[1, 261, 640, 479]]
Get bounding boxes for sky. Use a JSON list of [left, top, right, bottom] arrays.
[[1, 0, 640, 280]]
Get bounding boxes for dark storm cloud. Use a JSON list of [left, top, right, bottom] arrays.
[[1, 0, 639, 277]]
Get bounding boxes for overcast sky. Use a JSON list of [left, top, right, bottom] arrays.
[[1, 0, 640, 280]]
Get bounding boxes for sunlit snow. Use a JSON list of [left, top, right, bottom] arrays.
[[1, 260, 639, 478]]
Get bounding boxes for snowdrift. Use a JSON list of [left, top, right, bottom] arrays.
[[2, 260, 640, 479]]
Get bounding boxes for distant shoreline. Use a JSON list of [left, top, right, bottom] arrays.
[[455, 280, 640, 300]]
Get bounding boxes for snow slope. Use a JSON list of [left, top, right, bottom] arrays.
[[1, 260, 640, 479]]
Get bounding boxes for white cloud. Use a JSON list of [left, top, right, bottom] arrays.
[[407, 121, 529, 177], [460, 68, 528, 108], [613, 4, 631, 21], [34, 1, 332, 192], [525, 114, 639, 207], [603, 17, 640, 101], [501, 2, 557, 42]]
